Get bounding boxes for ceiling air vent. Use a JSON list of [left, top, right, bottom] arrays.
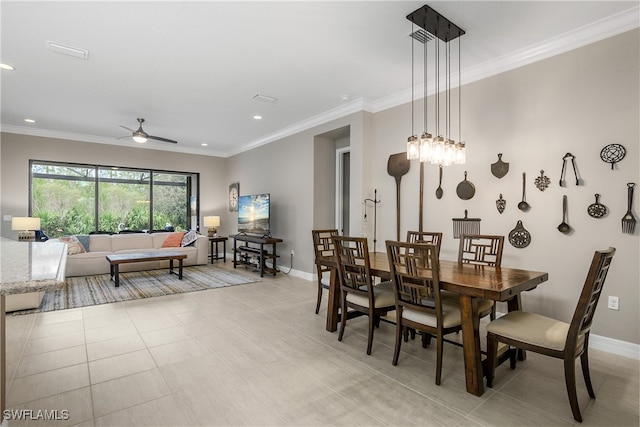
[[409, 29, 434, 44], [252, 94, 277, 103], [46, 40, 89, 59]]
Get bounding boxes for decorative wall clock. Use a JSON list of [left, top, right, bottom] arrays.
[[229, 183, 239, 212]]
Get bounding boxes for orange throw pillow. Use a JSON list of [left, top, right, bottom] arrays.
[[162, 232, 185, 247]]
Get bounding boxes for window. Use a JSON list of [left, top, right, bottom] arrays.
[[30, 161, 198, 238]]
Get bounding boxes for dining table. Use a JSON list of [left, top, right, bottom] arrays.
[[318, 251, 548, 396]]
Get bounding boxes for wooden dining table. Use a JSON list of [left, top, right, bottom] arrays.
[[319, 252, 548, 396]]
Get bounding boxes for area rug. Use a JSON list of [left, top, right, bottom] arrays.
[[11, 265, 260, 314]]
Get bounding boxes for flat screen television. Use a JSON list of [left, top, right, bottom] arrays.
[[237, 193, 270, 235]]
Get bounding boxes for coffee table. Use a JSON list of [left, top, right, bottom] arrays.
[[106, 251, 187, 287]]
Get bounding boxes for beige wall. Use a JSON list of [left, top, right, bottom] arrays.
[[368, 29, 639, 344], [0, 134, 228, 237], [0, 30, 637, 346]]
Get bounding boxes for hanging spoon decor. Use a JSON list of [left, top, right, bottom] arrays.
[[496, 194, 506, 214], [534, 170, 550, 191]]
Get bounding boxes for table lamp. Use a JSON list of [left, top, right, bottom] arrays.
[[11, 217, 41, 241], [203, 216, 220, 237]]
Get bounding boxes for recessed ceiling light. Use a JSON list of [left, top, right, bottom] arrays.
[[201, 143, 208, 147], [253, 115, 263, 120], [0, 63, 15, 71], [24, 118, 36, 123]]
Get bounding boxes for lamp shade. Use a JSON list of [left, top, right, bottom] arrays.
[[203, 216, 220, 228], [11, 217, 41, 231]]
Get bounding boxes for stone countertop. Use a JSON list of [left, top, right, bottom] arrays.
[[0, 238, 67, 295]]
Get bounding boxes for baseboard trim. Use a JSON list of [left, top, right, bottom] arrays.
[[590, 334, 640, 360]]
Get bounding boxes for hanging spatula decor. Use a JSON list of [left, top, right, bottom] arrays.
[[587, 194, 607, 219], [491, 153, 509, 179], [508, 220, 531, 249]]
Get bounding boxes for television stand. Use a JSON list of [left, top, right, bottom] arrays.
[[232, 234, 283, 277]]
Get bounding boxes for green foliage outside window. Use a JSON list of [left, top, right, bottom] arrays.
[[31, 162, 197, 238]]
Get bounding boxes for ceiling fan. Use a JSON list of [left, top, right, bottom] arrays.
[[119, 118, 178, 144]]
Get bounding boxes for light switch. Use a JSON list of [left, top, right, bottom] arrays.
[[3, 215, 12, 222]]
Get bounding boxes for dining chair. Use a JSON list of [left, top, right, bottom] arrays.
[[486, 247, 616, 423], [332, 235, 395, 355], [406, 231, 443, 257], [457, 234, 505, 320], [311, 229, 338, 314], [386, 240, 463, 385]]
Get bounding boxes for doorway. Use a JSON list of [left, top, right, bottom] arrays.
[[336, 147, 350, 235]]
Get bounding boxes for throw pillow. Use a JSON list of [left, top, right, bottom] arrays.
[[59, 236, 86, 255], [181, 230, 198, 247], [76, 234, 90, 252], [162, 231, 185, 248]]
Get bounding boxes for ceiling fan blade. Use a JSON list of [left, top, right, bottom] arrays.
[[148, 135, 178, 144], [119, 125, 135, 132]]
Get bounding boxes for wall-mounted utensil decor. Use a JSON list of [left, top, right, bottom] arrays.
[[622, 183, 636, 234], [452, 210, 480, 239], [559, 152, 580, 186], [508, 220, 531, 248], [496, 194, 506, 214], [587, 194, 607, 219], [558, 195, 571, 233], [456, 171, 476, 200], [387, 153, 411, 240], [491, 153, 509, 178], [435, 165, 443, 199], [363, 189, 381, 252], [518, 172, 530, 211], [534, 170, 550, 191], [600, 143, 626, 170]]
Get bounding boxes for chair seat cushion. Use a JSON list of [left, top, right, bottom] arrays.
[[441, 291, 494, 318], [487, 311, 584, 352], [346, 281, 395, 308], [402, 300, 462, 329]]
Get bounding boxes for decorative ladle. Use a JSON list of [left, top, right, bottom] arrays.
[[558, 195, 571, 233], [518, 172, 530, 211]]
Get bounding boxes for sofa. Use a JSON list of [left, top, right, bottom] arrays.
[[5, 231, 209, 312]]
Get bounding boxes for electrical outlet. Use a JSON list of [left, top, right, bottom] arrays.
[[290, 250, 294, 257], [607, 296, 619, 311]]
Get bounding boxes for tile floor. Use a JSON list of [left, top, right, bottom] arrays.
[[4, 262, 639, 426]]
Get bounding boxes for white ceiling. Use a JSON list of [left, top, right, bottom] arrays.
[[1, 1, 638, 157]]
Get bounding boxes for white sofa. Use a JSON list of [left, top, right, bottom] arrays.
[[5, 232, 209, 312]]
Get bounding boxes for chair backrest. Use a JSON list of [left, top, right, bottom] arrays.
[[567, 247, 616, 352], [312, 229, 338, 261], [406, 231, 443, 256], [458, 234, 504, 267], [332, 236, 374, 302], [386, 240, 442, 316]]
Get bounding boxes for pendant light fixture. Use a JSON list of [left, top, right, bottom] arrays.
[[405, 5, 466, 166]]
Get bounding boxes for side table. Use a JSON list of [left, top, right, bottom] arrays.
[[209, 236, 228, 263]]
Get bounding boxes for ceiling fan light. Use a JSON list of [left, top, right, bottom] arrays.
[[133, 134, 147, 143]]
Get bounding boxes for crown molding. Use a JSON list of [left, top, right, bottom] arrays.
[[374, 5, 639, 114], [225, 98, 374, 157]]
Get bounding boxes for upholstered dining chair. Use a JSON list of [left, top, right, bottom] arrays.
[[311, 229, 339, 314], [457, 234, 505, 320], [386, 240, 463, 385], [332, 235, 395, 355], [486, 247, 616, 423], [406, 231, 443, 257]]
